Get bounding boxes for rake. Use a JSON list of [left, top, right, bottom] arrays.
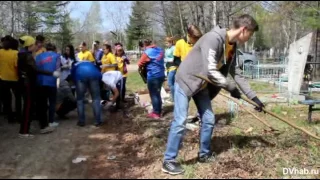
[[194, 74, 320, 141]]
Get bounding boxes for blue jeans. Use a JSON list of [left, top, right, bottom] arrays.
[[147, 77, 165, 115], [164, 83, 215, 161], [76, 78, 101, 124], [167, 70, 176, 100]]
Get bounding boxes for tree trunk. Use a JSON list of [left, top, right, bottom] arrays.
[[199, 2, 206, 32], [188, 2, 196, 25], [161, 1, 173, 36], [177, 1, 186, 37], [11, 1, 14, 36], [212, 1, 217, 27]]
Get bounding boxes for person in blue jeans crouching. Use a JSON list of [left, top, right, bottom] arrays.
[[71, 60, 102, 127]]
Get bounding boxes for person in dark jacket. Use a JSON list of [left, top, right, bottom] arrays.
[[18, 35, 60, 139], [56, 75, 77, 119]]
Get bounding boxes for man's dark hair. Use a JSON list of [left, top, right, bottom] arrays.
[[45, 43, 55, 51], [10, 38, 19, 50], [233, 14, 259, 32], [63, 44, 76, 61], [2, 35, 15, 50], [95, 40, 100, 45], [36, 35, 45, 43], [142, 39, 152, 47], [114, 42, 123, 47], [81, 41, 87, 47], [103, 43, 112, 53]]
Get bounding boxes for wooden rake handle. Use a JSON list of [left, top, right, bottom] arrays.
[[193, 74, 320, 141]]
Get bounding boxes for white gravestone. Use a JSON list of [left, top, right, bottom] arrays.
[[287, 33, 313, 96]]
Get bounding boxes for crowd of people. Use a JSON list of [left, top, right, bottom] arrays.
[[0, 35, 130, 138], [1, 13, 266, 176]]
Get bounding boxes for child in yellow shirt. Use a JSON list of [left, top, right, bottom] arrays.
[[100, 44, 117, 73], [115, 44, 130, 101]]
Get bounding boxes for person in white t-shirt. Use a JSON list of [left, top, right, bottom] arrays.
[[101, 70, 123, 110]]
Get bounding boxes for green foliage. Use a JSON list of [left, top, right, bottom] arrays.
[[54, 13, 74, 51], [252, 4, 271, 50], [298, 7, 320, 29], [21, 1, 69, 35], [126, 1, 152, 50]]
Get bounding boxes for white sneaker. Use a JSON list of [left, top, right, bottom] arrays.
[[19, 134, 35, 139], [40, 127, 55, 134], [49, 122, 59, 127]]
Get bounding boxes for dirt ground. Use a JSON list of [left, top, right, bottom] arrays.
[[1, 93, 319, 179], [1, 69, 320, 179]]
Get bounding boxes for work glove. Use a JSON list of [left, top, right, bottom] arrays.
[[53, 71, 61, 78], [225, 83, 241, 99], [251, 96, 265, 112]]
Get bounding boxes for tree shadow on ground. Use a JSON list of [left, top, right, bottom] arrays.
[[183, 134, 275, 166], [85, 99, 171, 178]]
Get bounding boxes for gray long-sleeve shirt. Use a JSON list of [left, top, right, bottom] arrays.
[[175, 26, 256, 99]]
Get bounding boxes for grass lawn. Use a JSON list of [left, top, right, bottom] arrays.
[[126, 71, 145, 94]]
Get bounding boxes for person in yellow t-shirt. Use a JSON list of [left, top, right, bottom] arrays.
[[33, 35, 46, 58], [0, 36, 21, 123], [173, 25, 202, 67], [114, 44, 130, 101], [77, 42, 95, 62], [100, 43, 117, 73]]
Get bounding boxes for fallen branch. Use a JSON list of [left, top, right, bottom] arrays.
[[194, 74, 320, 141]]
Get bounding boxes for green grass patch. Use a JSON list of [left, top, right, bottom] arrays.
[[249, 81, 279, 92], [182, 164, 196, 179], [126, 71, 145, 94]]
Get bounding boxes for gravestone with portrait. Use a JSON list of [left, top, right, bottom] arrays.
[[287, 32, 313, 100]]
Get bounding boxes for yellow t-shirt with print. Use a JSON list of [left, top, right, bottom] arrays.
[[173, 39, 193, 61], [101, 53, 117, 73], [78, 50, 95, 62], [116, 56, 128, 77], [33, 47, 46, 58], [0, 49, 18, 81]]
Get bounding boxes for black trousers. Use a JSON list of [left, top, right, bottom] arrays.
[[35, 86, 56, 127], [19, 82, 36, 134], [0, 80, 22, 123], [56, 98, 77, 117]]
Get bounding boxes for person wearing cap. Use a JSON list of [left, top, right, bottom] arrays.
[[17, 35, 60, 138], [115, 44, 130, 101]]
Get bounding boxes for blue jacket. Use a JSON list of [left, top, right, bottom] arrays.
[[94, 49, 104, 64], [144, 45, 165, 79], [35, 51, 59, 87], [71, 61, 102, 82]]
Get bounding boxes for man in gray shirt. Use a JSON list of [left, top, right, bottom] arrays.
[[162, 14, 265, 175]]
